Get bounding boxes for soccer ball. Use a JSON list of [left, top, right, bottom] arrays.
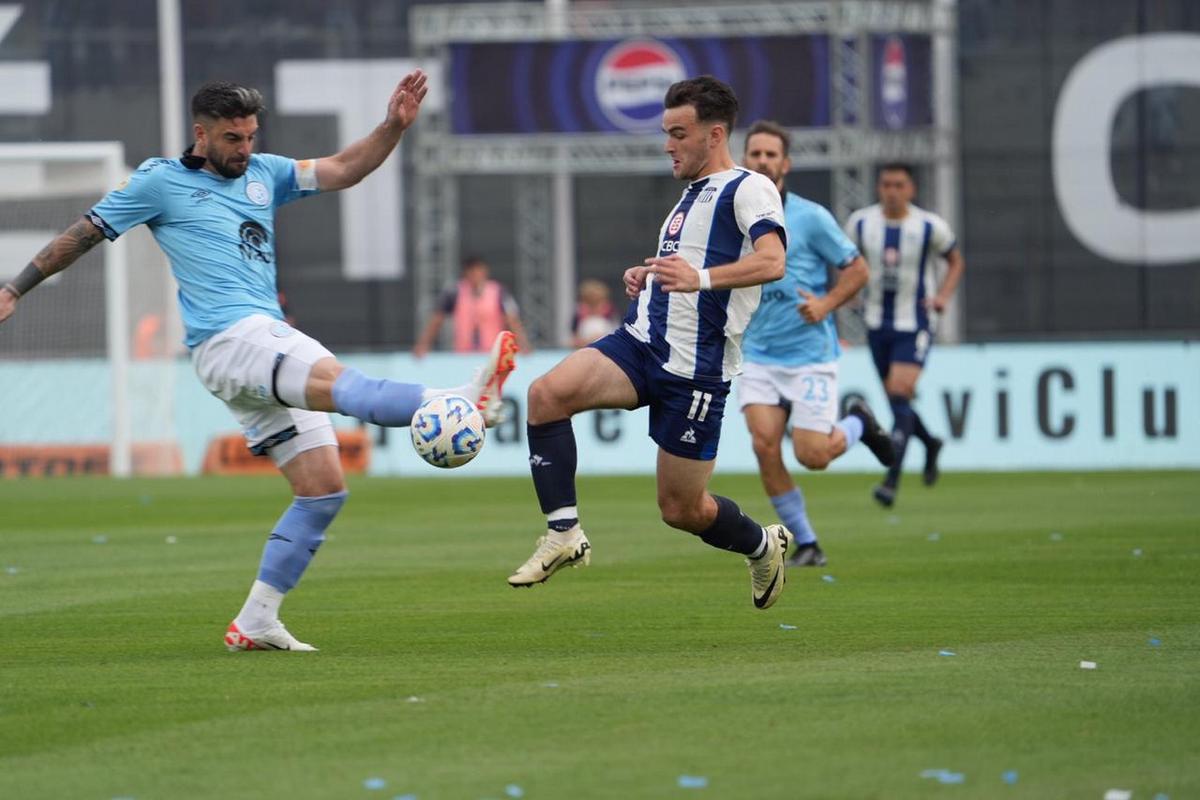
[[410, 394, 486, 468]]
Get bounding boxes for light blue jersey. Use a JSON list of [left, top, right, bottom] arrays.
[[742, 191, 858, 366], [88, 153, 319, 347]]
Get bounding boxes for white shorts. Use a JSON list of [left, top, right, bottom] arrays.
[[738, 361, 839, 434], [191, 314, 338, 466]]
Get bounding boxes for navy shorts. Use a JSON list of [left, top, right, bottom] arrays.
[[867, 327, 934, 380], [589, 328, 729, 461]]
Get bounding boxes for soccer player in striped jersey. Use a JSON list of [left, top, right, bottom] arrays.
[[738, 121, 895, 567], [508, 76, 795, 610], [0, 72, 518, 651], [845, 164, 965, 507]]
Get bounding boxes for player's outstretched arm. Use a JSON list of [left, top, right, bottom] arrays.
[[647, 231, 785, 293], [798, 255, 868, 324], [925, 248, 965, 311], [314, 69, 429, 192], [0, 217, 106, 324]]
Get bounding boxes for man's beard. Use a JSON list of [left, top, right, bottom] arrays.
[[208, 151, 248, 179]]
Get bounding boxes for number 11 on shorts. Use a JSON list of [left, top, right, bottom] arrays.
[[687, 390, 713, 422]]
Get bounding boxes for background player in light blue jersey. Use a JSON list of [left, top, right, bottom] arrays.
[[0, 72, 518, 652], [507, 77, 796, 611], [739, 121, 895, 567]]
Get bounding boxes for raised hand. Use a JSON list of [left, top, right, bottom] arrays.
[[386, 69, 429, 131]]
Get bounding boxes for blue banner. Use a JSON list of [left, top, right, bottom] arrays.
[[449, 36, 830, 134]]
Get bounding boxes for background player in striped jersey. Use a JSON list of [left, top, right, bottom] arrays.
[[738, 121, 895, 567], [845, 163, 965, 507], [508, 76, 795, 610], [0, 72, 517, 651]]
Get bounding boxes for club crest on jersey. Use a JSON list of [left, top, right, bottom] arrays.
[[595, 39, 686, 132], [668, 211, 686, 237], [245, 180, 270, 206]]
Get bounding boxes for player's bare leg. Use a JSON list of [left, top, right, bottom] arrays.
[[657, 448, 792, 609], [746, 405, 823, 567], [225, 446, 347, 652], [509, 348, 639, 587]]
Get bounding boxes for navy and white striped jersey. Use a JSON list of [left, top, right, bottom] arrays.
[[845, 203, 956, 333], [623, 168, 786, 382]]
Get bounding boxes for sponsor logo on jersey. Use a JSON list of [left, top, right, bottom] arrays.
[[238, 220, 272, 263], [595, 39, 686, 132], [880, 36, 908, 129], [245, 180, 271, 206], [191, 189, 212, 201], [667, 211, 686, 236]]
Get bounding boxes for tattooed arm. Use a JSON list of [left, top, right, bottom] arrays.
[[0, 217, 106, 324]]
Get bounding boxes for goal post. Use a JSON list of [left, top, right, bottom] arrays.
[[0, 142, 182, 478]]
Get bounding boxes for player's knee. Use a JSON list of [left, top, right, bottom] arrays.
[[527, 377, 557, 420], [797, 448, 831, 471], [885, 378, 916, 399], [658, 496, 703, 531], [750, 432, 782, 462]]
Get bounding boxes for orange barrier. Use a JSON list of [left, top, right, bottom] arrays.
[[200, 429, 370, 475], [0, 442, 184, 478]]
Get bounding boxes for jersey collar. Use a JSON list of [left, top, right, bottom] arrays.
[[180, 145, 206, 171]]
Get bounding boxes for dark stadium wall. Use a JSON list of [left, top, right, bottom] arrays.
[[1, 0, 1197, 352]]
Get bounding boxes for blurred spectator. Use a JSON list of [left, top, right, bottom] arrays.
[[571, 279, 617, 348], [414, 256, 531, 357]]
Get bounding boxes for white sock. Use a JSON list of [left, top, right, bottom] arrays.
[[422, 372, 480, 404], [748, 529, 769, 560], [235, 580, 285, 632]]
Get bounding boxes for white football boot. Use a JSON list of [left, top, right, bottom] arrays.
[[224, 619, 318, 652], [469, 330, 519, 427], [507, 526, 591, 587], [748, 524, 792, 610]]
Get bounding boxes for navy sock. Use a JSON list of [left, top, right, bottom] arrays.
[[911, 409, 935, 447], [528, 420, 579, 531], [886, 395, 916, 488], [695, 495, 767, 557]]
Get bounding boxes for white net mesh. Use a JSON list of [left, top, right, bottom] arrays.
[[0, 144, 182, 476]]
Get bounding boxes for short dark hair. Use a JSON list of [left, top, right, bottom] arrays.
[[879, 162, 916, 181], [191, 81, 265, 121], [664, 75, 738, 133], [745, 119, 790, 157], [461, 256, 488, 272]]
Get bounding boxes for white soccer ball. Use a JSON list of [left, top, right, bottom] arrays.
[[410, 394, 486, 468]]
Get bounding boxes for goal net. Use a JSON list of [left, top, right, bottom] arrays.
[[0, 143, 183, 477]]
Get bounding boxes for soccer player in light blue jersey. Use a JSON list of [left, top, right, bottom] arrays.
[[507, 77, 796, 611], [0, 72, 518, 652], [739, 121, 896, 567]]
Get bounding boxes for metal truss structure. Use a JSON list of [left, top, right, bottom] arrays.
[[410, 0, 960, 345]]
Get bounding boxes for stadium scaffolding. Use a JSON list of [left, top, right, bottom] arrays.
[[410, 0, 959, 345]]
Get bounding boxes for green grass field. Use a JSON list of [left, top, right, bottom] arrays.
[[1, 471, 1196, 799]]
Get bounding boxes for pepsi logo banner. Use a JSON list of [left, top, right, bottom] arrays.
[[871, 34, 933, 130], [449, 36, 831, 134]]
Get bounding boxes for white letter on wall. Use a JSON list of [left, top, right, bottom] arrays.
[[1053, 34, 1200, 265]]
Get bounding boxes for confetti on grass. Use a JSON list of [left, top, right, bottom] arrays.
[[364, 777, 386, 790], [1002, 770, 1018, 785], [920, 769, 965, 784], [1080, 661, 1097, 670], [939, 650, 956, 657], [505, 785, 525, 798], [779, 624, 798, 630], [821, 575, 836, 583], [677, 775, 708, 789]]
